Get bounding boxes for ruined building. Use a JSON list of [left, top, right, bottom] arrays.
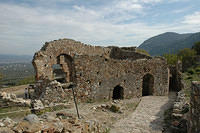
[[32, 39, 169, 104]]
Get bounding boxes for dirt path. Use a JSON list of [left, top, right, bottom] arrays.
[[110, 93, 176, 133]]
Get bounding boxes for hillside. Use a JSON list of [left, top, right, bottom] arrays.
[[0, 54, 33, 64], [138, 32, 200, 56], [0, 54, 34, 87]]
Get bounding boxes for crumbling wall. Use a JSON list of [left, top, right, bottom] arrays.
[[188, 81, 200, 133], [110, 47, 152, 60], [74, 56, 169, 101], [32, 39, 169, 104], [33, 39, 111, 81]]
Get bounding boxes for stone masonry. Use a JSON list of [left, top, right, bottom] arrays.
[[32, 38, 169, 104], [188, 81, 200, 133]]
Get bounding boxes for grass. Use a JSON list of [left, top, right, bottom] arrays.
[[34, 104, 69, 115], [103, 128, 110, 133], [0, 104, 69, 119], [0, 106, 31, 119], [182, 65, 200, 99]]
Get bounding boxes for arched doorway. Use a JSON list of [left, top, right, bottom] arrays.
[[142, 74, 154, 96], [113, 85, 124, 100], [52, 54, 75, 83]]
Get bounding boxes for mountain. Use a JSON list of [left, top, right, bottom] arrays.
[[0, 54, 33, 64], [138, 32, 200, 56]]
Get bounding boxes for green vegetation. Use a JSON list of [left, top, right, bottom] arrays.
[[17, 76, 35, 86], [163, 42, 199, 71], [0, 63, 34, 87], [0, 106, 31, 119], [34, 105, 69, 116], [139, 32, 200, 56], [163, 53, 178, 65], [0, 73, 3, 80], [192, 41, 200, 55], [103, 128, 110, 133], [109, 105, 120, 113], [136, 48, 150, 56]]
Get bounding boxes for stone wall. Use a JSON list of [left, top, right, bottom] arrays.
[[110, 47, 152, 60], [169, 61, 182, 92], [74, 56, 169, 101], [32, 39, 169, 104], [188, 81, 200, 133]]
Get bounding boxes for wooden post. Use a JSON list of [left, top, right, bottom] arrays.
[[72, 87, 80, 119]]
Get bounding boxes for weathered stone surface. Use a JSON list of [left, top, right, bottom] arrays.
[[31, 99, 44, 110], [13, 120, 42, 133], [24, 114, 40, 124], [6, 111, 107, 133], [32, 38, 169, 105], [0, 127, 15, 133], [170, 90, 188, 133], [1, 117, 16, 128], [188, 81, 200, 133], [0, 92, 31, 107]]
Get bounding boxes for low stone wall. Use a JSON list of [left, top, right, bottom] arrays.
[[188, 81, 200, 133], [0, 92, 31, 107], [170, 91, 189, 133]]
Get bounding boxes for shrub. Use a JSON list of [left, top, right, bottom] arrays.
[[187, 69, 195, 75], [186, 76, 193, 80], [110, 105, 120, 113], [195, 67, 200, 73]]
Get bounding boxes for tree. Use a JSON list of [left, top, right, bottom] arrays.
[[192, 42, 200, 55], [163, 53, 178, 65], [178, 48, 197, 71], [0, 73, 3, 80]]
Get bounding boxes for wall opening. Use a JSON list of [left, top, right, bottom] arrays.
[[52, 64, 66, 83], [169, 74, 177, 91], [52, 54, 75, 83], [112, 85, 124, 100], [142, 74, 154, 96]]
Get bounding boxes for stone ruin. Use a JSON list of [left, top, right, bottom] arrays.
[[188, 81, 200, 133], [32, 38, 170, 105]]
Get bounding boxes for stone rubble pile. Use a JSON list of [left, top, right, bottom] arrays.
[[35, 80, 73, 105], [0, 112, 107, 133], [171, 91, 189, 133]]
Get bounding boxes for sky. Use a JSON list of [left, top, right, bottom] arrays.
[[0, 0, 200, 55]]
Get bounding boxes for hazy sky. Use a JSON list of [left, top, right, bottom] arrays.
[[0, 0, 200, 55]]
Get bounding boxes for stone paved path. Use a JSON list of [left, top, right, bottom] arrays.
[[111, 93, 176, 133]]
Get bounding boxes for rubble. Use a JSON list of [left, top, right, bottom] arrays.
[[0, 92, 31, 107], [0, 112, 107, 133]]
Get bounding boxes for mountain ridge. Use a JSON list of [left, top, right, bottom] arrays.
[[138, 32, 200, 56]]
